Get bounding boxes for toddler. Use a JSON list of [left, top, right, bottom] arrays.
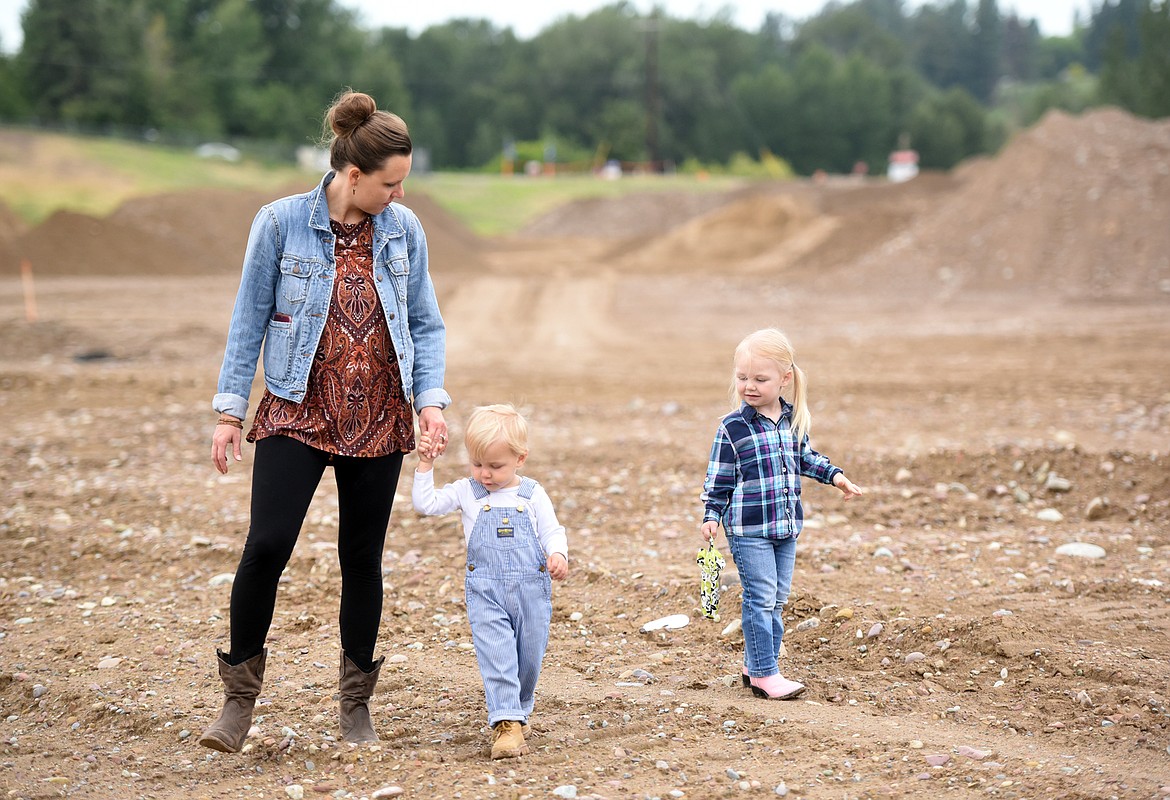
[[413, 404, 569, 758]]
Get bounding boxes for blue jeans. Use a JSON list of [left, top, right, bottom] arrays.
[[728, 534, 797, 678]]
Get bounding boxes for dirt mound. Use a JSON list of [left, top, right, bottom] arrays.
[[614, 192, 829, 272], [0, 199, 25, 241], [846, 107, 1170, 300], [3, 185, 487, 278], [5, 186, 294, 277], [523, 108, 1169, 305], [518, 188, 746, 239], [0, 199, 27, 274]]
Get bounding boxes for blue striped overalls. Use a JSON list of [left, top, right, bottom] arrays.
[[465, 477, 553, 725]]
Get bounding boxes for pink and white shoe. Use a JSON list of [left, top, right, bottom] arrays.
[[749, 673, 805, 700]]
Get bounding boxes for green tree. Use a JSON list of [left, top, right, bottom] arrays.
[[910, 0, 972, 91], [528, 7, 644, 159], [1133, 0, 1170, 117], [908, 86, 988, 168], [731, 63, 798, 162], [1099, 0, 1170, 117], [0, 54, 30, 119], [1084, 0, 1145, 71], [795, 3, 908, 69], [185, 0, 270, 138], [970, 0, 1002, 101], [397, 19, 526, 168], [1000, 14, 1041, 81], [17, 0, 154, 128], [656, 17, 760, 163], [838, 53, 897, 170], [788, 45, 852, 172]]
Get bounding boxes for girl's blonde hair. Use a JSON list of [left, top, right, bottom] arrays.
[[464, 404, 529, 461], [731, 328, 812, 442]]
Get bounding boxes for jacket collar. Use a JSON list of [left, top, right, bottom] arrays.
[[307, 171, 407, 240]]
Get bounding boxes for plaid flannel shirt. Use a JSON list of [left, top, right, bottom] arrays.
[[702, 401, 842, 539]]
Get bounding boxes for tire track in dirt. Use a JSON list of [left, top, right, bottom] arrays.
[[441, 239, 631, 374]]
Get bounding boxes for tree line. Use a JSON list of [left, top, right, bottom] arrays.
[[0, 0, 1166, 175]]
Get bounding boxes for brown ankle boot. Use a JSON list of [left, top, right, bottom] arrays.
[[490, 720, 529, 759], [198, 649, 267, 753], [339, 651, 384, 743]]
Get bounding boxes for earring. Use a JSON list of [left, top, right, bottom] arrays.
[[351, 183, 357, 196]]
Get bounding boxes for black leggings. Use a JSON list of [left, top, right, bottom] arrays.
[[228, 436, 404, 671]]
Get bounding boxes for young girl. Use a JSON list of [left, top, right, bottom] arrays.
[[412, 404, 569, 759], [701, 329, 863, 700]]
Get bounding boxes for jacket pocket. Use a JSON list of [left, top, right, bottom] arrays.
[[262, 317, 293, 382], [278, 258, 314, 304], [385, 256, 409, 304]]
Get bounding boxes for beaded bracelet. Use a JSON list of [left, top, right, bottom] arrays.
[[216, 418, 244, 429]]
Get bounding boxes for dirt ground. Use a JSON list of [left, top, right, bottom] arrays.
[[1, 109, 1169, 800]]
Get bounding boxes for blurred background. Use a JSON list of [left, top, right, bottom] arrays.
[[0, 0, 1165, 199]]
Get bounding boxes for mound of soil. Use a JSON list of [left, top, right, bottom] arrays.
[[521, 108, 1170, 305], [847, 107, 1170, 300], [1, 184, 488, 278], [616, 193, 824, 271]]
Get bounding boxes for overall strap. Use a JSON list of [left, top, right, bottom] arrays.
[[470, 479, 490, 500], [518, 477, 538, 500]]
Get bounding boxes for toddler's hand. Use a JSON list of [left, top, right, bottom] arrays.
[[547, 552, 569, 581], [700, 520, 720, 545], [834, 473, 864, 499], [417, 432, 439, 465]]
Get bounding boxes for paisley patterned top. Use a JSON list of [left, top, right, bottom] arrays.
[[248, 216, 415, 456]]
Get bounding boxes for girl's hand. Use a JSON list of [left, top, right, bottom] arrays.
[[212, 420, 243, 474], [418, 406, 449, 456], [547, 553, 569, 581], [700, 520, 720, 545], [833, 473, 864, 499]]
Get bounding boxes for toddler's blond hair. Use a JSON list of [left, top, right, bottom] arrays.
[[464, 404, 529, 461]]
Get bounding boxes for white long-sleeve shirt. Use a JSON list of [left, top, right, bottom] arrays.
[[411, 470, 568, 558]]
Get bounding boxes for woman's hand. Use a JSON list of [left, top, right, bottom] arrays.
[[418, 406, 449, 456], [212, 420, 243, 474]]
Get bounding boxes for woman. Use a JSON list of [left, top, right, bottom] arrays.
[[199, 90, 451, 752]]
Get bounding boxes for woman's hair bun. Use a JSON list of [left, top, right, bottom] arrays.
[[322, 88, 411, 172], [328, 91, 378, 137]]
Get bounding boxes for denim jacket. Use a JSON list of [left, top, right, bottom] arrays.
[[213, 171, 450, 420]]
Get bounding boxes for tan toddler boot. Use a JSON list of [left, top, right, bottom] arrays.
[[490, 720, 529, 759]]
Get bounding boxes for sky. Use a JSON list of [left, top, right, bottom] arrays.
[[0, 0, 1091, 54]]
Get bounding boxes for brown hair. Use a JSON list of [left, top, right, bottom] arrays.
[[323, 89, 412, 174]]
